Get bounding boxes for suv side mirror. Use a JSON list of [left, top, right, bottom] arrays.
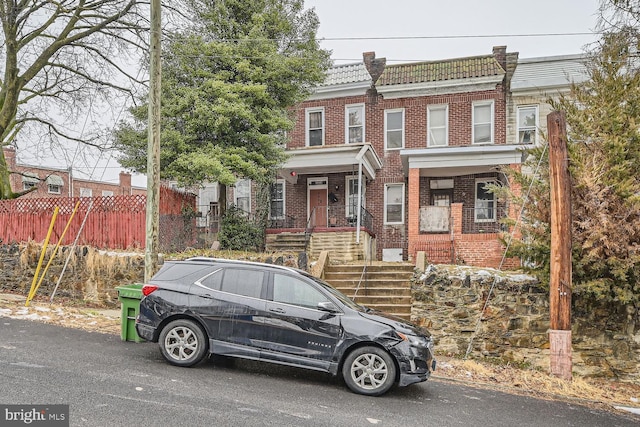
[[317, 301, 340, 313]]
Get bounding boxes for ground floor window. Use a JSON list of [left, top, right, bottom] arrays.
[[384, 183, 404, 224], [475, 179, 496, 222], [270, 180, 285, 219]]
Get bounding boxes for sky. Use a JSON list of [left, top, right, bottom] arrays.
[[306, 0, 601, 63], [16, 0, 603, 188]]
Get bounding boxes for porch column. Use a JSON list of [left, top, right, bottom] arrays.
[[407, 168, 420, 261], [507, 163, 523, 240]]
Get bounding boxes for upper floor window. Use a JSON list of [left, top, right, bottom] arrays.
[[427, 105, 448, 147], [472, 101, 494, 144], [517, 105, 538, 144], [234, 179, 251, 215], [22, 172, 38, 191], [346, 104, 365, 144], [102, 190, 114, 197], [269, 180, 285, 219], [79, 188, 92, 198], [48, 184, 61, 194], [306, 107, 324, 147], [385, 109, 404, 150], [384, 183, 404, 224], [46, 175, 64, 194]]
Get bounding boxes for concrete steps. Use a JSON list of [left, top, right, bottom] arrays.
[[324, 262, 415, 320], [265, 232, 307, 253]]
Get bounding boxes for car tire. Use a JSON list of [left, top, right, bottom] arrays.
[[342, 346, 396, 396], [158, 319, 208, 367]]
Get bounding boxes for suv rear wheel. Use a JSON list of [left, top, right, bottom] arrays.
[[342, 346, 396, 396], [159, 319, 208, 367]]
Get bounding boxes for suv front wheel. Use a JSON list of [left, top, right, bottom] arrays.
[[342, 346, 396, 396], [159, 319, 208, 367]]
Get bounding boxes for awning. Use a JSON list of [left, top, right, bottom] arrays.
[[46, 175, 64, 186], [400, 144, 529, 177], [21, 172, 39, 184], [280, 143, 383, 184]]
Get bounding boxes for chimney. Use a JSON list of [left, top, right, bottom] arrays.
[[119, 172, 132, 195], [3, 147, 16, 170], [493, 46, 507, 71], [363, 51, 386, 83]]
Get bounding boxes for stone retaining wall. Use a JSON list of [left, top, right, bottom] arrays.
[[411, 265, 640, 381]]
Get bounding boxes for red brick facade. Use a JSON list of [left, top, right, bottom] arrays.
[[279, 47, 523, 268]]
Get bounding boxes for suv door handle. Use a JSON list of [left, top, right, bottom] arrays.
[[269, 307, 285, 314]]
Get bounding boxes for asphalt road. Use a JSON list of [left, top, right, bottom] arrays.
[[0, 317, 638, 427]]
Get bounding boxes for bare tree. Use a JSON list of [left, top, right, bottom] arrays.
[[0, 0, 150, 199]]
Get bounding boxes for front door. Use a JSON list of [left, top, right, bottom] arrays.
[[309, 188, 327, 227]]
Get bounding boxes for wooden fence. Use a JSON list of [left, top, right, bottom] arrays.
[[0, 186, 196, 250]]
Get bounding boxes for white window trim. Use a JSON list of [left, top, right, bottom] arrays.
[[79, 188, 92, 198], [102, 190, 114, 197], [517, 105, 539, 144], [269, 179, 286, 219], [305, 107, 325, 147], [234, 179, 251, 213], [472, 100, 495, 144], [427, 104, 449, 147], [48, 184, 61, 194], [345, 176, 365, 218], [345, 104, 365, 144], [384, 108, 405, 151], [384, 183, 405, 225], [475, 178, 497, 223]]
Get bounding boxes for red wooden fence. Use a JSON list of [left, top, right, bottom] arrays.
[[0, 186, 196, 250]]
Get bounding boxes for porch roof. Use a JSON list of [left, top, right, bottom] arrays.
[[400, 144, 528, 177], [280, 143, 383, 184]]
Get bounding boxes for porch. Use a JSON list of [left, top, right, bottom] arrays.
[[410, 203, 514, 267], [266, 205, 376, 262]]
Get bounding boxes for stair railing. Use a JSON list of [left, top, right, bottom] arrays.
[[303, 208, 317, 252], [352, 233, 374, 300]]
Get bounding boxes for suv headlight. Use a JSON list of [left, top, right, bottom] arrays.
[[396, 332, 432, 350]]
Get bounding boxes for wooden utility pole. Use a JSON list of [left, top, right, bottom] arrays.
[[145, 0, 161, 283], [547, 110, 572, 380]]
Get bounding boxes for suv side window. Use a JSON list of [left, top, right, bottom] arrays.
[[220, 268, 264, 298], [152, 263, 214, 286], [272, 273, 327, 309], [198, 268, 223, 290]]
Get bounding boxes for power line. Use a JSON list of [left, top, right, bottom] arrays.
[[316, 32, 598, 41]]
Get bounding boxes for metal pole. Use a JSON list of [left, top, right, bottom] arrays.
[[547, 110, 572, 380], [145, 0, 161, 282]]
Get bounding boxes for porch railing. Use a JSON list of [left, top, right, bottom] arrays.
[[327, 205, 373, 230], [419, 206, 509, 234], [462, 207, 509, 234]]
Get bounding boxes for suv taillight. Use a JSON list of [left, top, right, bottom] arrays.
[[142, 284, 159, 296]]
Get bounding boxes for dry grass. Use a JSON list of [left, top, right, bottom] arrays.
[[434, 357, 640, 412]]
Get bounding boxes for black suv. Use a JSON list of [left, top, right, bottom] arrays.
[[135, 257, 435, 396]]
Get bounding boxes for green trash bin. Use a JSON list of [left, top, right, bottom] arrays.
[[116, 283, 144, 342]]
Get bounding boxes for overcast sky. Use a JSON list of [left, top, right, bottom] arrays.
[[306, 0, 601, 63]]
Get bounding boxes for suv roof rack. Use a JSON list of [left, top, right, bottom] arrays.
[[184, 256, 298, 273]]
